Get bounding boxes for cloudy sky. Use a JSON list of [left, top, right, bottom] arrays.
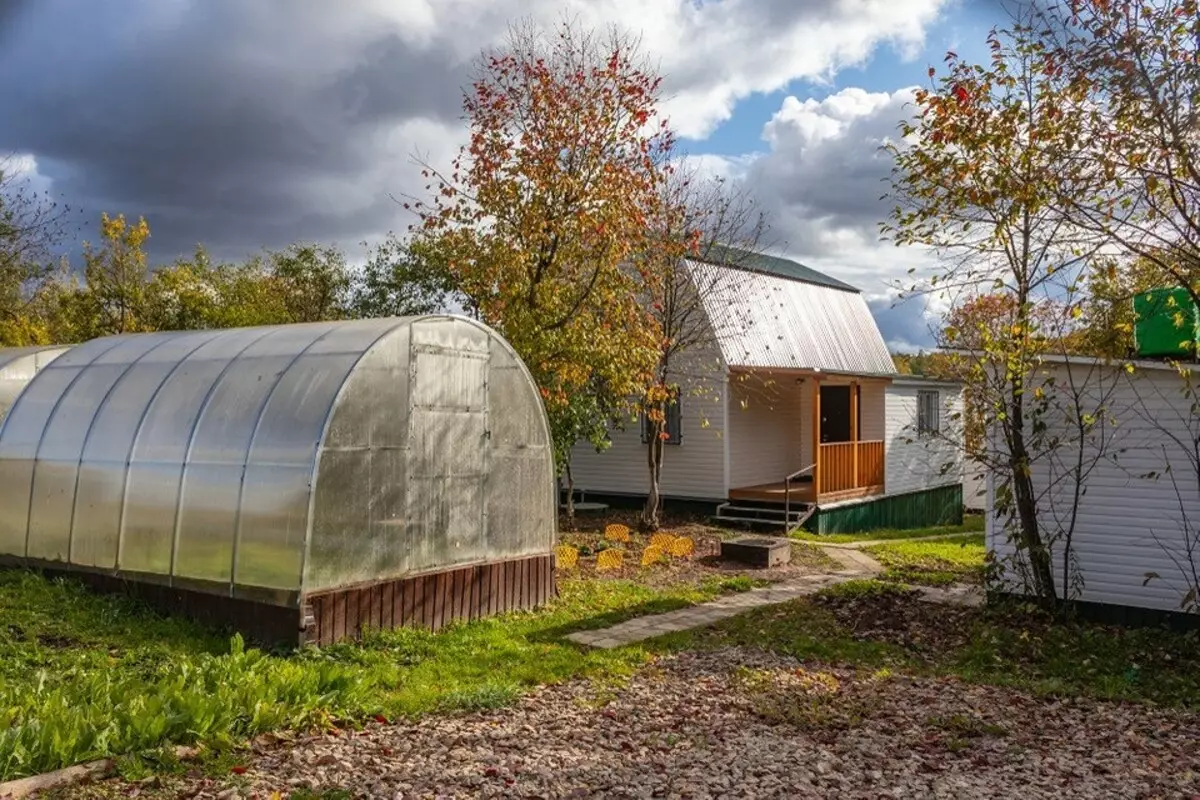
[[0, 0, 1006, 351]]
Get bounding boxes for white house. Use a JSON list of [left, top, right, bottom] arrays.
[[986, 354, 1200, 619], [568, 248, 966, 534]]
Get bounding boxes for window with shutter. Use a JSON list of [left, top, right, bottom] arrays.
[[917, 389, 940, 435], [641, 387, 682, 445]]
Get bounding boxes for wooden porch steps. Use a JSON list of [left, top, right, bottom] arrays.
[[712, 501, 816, 532]]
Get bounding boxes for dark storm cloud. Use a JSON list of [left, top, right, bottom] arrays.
[[748, 88, 915, 251], [0, 1, 468, 260], [868, 295, 939, 351]]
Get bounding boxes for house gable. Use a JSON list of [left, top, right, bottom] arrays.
[[684, 251, 895, 375]]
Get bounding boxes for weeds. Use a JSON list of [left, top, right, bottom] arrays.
[[0, 568, 739, 781]]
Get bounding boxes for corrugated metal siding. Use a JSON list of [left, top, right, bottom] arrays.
[[728, 375, 805, 488], [885, 383, 964, 496], [686, 260, 895, 374], [987, 362, 1200, 613], [568, 344, 728, 501], [815, 484, 964, 534]]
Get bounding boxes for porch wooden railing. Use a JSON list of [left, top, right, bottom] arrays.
[[817, 440, 885, 495]]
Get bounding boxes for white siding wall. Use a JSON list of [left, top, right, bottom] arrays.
[[567, 345, 728, 501], [727, 375, 805, 488], [885, 381, 965, 496], [987, 362, 1200, 613], [963, 467, 987, 511], [860, 381, 886, 441]]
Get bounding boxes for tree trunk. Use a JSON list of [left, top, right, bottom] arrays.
[[641, 412, 665, 532], [1009, 383, 1056, 602], [564, 459, 576, 529]]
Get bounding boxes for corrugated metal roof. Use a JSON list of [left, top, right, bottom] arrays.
[[687, 259, 896, 375], [694, 244, 860, 293]]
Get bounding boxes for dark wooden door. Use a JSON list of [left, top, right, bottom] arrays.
[[820, 385, 852, 443]]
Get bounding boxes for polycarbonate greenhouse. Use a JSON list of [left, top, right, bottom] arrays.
[[0, 345, 70, 424], [0, 317, 557, 646]]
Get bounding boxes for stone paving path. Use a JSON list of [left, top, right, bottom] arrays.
[[567, 537, 982, 650]]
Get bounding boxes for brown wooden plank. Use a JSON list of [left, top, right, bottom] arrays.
[[425, 574, 437, 629], [404, 577, 416, 628], [318, 596, 334, 646], [466, 567, 477, 620], [496, 563, 507, 613], [435, 573, 448, 629], [370, 585, 383, 632], [332, 592, 347, 644], [471, 566, 483, 620], [539, 556, 549, 606], [450, 568, 464, 622], [442, 571, 454, 627], [420, 575, 434, 629], [431, 574, 443, 629], [530, 558, 538, 607], [382, 581, 395, 630], [481, 564, 494, 616], [490, 563, 501, 614], [348, 589, 362, 640]]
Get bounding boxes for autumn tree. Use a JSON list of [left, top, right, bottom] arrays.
[[409, 18, 674, 469], [1077, 254, 1167, 358], [884, 16, 1104, 602], [637, 166, 770, 530], [264, 243, 351, 323], [0, 161, 77, 345], [78, 212, 152, 338], [142, 246, 295, 331], [1034, 0, 1200, 313], [349, 235, 466, 319]]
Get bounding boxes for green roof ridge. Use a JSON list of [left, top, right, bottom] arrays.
[[692, 243, 860, 293]]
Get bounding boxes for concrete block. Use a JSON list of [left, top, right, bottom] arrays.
[[720, 536, 792, 568]]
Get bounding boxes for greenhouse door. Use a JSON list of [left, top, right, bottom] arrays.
[[407, 343, 489, 569]]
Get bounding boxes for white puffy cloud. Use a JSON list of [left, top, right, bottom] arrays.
[[690, 86, 948, 348], [0, 0, 949, 261]]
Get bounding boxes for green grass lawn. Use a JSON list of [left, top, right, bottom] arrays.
[[790, 513, 984, 544], [7, 526, 1200, 785], [0, 569, 752, 782], [865, 533, 987, 585], [658, 580, 1200, 709]]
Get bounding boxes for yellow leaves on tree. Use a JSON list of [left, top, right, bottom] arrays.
[[83, 212, 152, 337], [409, 20, 674, 451]]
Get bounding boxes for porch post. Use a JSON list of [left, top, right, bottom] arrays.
[[850, 380, 859, 487], [811, 377, 821, 497]]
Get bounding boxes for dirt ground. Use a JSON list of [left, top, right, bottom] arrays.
[[557, 509, 835, 587], [69, 647, 1200, 799]]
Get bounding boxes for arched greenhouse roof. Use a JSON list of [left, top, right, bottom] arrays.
[[0, 345, 71, 424], [0, 316, 556, 609]]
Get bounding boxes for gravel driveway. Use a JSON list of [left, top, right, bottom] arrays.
[[163, 648, 1199, 800]]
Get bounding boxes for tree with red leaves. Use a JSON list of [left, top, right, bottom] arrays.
[[409, 19, 678, 472]]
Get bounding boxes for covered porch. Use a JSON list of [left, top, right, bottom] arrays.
[[726, 369, 887, 507]]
